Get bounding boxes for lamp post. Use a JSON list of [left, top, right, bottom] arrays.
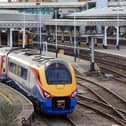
[[116, 3, 120, 50], [90, 36, 95, 71], [39, 7, 42, 55], [23, 9, 26, 49], [73, 14, 77, 62], [55, 8, 58, 58]]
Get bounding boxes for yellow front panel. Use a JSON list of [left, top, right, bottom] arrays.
[[39, 64, 76, 97]]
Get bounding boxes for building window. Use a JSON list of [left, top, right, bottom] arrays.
[[88, 2, 96, 9]]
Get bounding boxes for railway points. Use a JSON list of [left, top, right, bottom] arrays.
[[0, 1, 126, 125], [0, 83, 34, 126], [0, 46, 125, 126], [49, 43, 126, 126]]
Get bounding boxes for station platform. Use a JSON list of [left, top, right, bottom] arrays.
[[77, 43, 126, 59], [46, 52, 99, 74], [47, 43, 126, 74], [94, 44, 126, 58], [47, 41, 126, 59], [0, 83, 34, 126]]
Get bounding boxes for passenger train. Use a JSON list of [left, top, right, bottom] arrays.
[[0, 47, 77, 115]]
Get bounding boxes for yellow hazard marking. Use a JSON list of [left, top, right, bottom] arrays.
[[0, 92, 12, 105]]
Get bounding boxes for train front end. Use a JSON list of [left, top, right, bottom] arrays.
[[39, 60, 77, 115]]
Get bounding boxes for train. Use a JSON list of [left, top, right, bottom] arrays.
[[13, 30, 33, 47], [0, 47, 77, 115]]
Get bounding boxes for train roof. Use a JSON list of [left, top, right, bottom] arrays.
[[0, 47, 11, 55], [0, 47, 61, 69]]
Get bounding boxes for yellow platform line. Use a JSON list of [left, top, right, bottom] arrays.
[[0, 92, 12, 105]]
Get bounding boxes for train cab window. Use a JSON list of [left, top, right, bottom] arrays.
[[45, 63, 72, 85]]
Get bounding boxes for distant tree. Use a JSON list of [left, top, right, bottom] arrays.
[[0, 101, 18, 126]]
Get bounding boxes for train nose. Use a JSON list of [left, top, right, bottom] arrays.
[[55, 85, 65, 89]]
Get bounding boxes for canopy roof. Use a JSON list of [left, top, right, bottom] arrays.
[[0, 2, 88, 8], [67, 6, 126, 19]]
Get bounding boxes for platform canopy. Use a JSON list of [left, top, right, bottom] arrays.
[[0, 9, 125, 28], [0, 2, 88, 8], [66, 6, 126, 19]]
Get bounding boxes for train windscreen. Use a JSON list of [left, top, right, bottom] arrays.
[[45, 63, 72, 85]]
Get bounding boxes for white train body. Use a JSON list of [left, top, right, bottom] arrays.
[[0, 47, 77, 115]]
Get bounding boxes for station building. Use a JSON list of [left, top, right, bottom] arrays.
[[0, 0, 96, 46], [0, 0, 126, 49]]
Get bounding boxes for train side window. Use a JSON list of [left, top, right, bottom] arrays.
[[21, 67, 27, 80], [9, 62, 15, 73], [9, 62, 27, 80]]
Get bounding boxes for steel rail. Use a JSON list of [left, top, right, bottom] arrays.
[[78, 101, 126, 126], [76, 75, 126, 104], [77, 75, 126, 120], [78, 94, 126, 119]]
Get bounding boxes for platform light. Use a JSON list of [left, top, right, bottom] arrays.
[[1, 29, 6, 33]]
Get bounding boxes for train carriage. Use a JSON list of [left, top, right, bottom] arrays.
[[0, 47, 77, 115]]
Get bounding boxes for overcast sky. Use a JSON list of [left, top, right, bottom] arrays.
[[0, 0, 8, 2]]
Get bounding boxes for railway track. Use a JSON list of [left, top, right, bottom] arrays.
[[35, 43, 126, 125], [78, 99, 126, 126], [76, 75, 126, 126], [114, 77, 126, 84], [32, 113, 77, 126]]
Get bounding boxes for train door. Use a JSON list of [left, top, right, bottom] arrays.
[[29, 69, 37, 89], [1, 31, 8, 46]]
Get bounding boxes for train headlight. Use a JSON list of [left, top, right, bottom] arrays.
[[71, 90, 77, 98], [43, 90, 51, 99]]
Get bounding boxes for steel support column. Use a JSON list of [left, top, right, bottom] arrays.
[[10, 28, 13, 48], [73, 15, 77, 62], [103, 26, 108, 49], [116, 26, 120, 50], [23, 10, 26, 49], [61, 27, 64, 43], [70, 29, 72, 45], [55, 9, 58, 58], [23, 28, 25, 48], [90, 37, 95, 71]]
